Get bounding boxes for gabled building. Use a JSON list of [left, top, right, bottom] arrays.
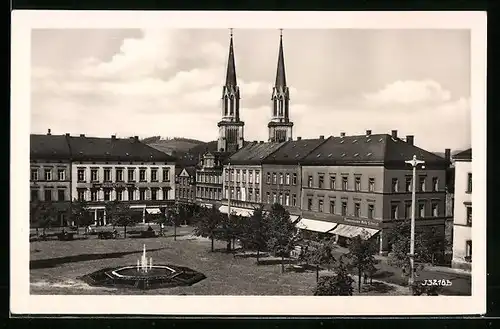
[[299, 130, 450, 254], [195, 151, 231, 209], [221, 141, 286, 216], [175, 166, 196, 204], [451, 148, 472, 270]]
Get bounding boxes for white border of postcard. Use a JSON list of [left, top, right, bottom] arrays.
[[11, 10, 487, 316]]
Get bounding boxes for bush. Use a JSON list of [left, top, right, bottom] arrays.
[[313, 259, 354, 296]]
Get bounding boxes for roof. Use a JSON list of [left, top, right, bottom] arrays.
[[453, 148, 472, 161], [227, 142, 286, 165], [301, 134, 448, 167], [275, 33, 286, 87], [175, 167, 183, 176], [262, 138, 328, 164], [30, 134, 72, 160], [184, 166, 196, 177], [68, 135, 176, 162]]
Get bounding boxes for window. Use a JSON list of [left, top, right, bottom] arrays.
[[151, 169, 158, 182], [267, 192, 271, 203], [249, 171, 253, 183], [255, 189, 260, 202], [307, 176, 313, 188], [418, 202, 425, 218], [139, 189, 146, 201], [391, 204, 398, 219], [163, 168, 170, 182], [116, 190, 123, 201], [279, 173, 284, 185], [272, 173, 277, 184], [273, 192, 277, 204], [31, 169, 38, 181], [242, 170, 246, 182], [432, 177, 439, 192], [236, 170, 240, 182], [431, 202, 439, 217], [342, 176, 348, 191], [354, 202, 361, 217], [330, 176, 336, 189], [329, 200, 335, 214], [368, 204, 374, 219], [292, 173, 297, 185], [318, 175, 324, 189], [285, 173, 290, 185], [405, 202, 412, 219], [405, 177, 412, 192], [318, 199, 324, 212], [58, 169, 65, 181], [58, 190, 65, 201], [151, 189, 157, 201], [248, 189, 253, 202], [116, 169, 124, 182], [391, 178, 398, 192], [278, 193, 283, 205], [307, 198, 313, 211], [341, 201, 347, 216], [292, 194, 297, 207], [255, 171, 260, 183], [104, 189, 111, 201], [91, 190, 98, 201], [236, 188, 241, 200], [45, 169, 53, 181], [104, 169, 111, 182], [368, 178, 375, 192], [31, 189, 39, 201], [125, 189, 133, 201], [226, 171, 230, 182], [419, 176, 426, 192], [285, 193, 290, 206], [466, 206, 472, 226], [231, 170, 235, 182], [354, 176, 361, 191], [44, 189, 52, 201], [231, 188, 234, 199], [465, 240, 472, 261], [139, 169, 146, 182], [467, 173, 472, 193], [91, 169, 98, 182]]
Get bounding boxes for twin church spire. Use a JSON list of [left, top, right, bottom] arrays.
[[217, 29, 293, 152]]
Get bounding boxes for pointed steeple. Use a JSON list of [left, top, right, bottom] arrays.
[[275, 29, 286, 88], [225, 28, 237, 87]]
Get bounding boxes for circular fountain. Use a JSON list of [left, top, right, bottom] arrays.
[[79, 244, 206, 290]]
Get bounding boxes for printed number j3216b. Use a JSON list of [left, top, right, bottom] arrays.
[[421, 279, 452, 286]]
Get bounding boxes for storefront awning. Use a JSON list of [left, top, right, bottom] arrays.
[[146, 208, 161, 215], [330, 224, 379, 240], [219, 205, 254, 217], [296, 218, 338, 233], [289, 215, 300, 223]]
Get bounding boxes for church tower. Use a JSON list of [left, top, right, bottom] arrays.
[[268, 29, 293, 143], [217, 29, 245, 153]]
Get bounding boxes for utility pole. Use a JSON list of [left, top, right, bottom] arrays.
[[405, 155, 425, 288]]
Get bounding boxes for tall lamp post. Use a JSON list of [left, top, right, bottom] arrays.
[[405, 154, 425, 287]]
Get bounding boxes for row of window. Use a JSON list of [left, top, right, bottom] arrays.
[[197, 187, 223, 200], [224, 169, 260, 184], [31, 189, 66, 201], [76, 187, 170, 202], [76, 167, 171, 183], [266, 172, 298, 186], [176, 187, 194, 200], [177, 177, 194, 186], [31, 168, 67, 181], [224, 187, 262, 203], [197, 173, 222, 185], [265, 192, 298, 207]]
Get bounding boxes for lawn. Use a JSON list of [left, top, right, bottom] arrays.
[[30, 226, 408, 296]]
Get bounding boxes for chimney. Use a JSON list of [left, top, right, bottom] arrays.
[[253, 140, 258, 143], [297, 137, 302, 141], [445, 148, 451, 163], [80, 134, 85, 138], [111, 135, 116, 140], [391, 130, 398, 139], [134, 136, 139, 142], [340, 132, 346, 137], [319, 135, 325, 140], [65, 133, 70, 137], [47, 129, 51, 135], [366, 130, 372, 136], [260, 141, 264, 144], [406, 135, 414, 145]]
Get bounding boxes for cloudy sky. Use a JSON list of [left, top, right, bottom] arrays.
[[31, 28, 471, 152]]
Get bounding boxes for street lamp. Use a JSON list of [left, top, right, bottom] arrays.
[[227, 162, 231, 218], [405, 154, 425, 287]]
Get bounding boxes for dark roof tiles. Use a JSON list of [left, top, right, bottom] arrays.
[[30, 134, 72, 160], [228, 142, 286, 165], [262, 138, 328, 164], [453, 148, 472, 161]]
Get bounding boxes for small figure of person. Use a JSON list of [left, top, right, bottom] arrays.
[[147, 225, 153, 232], [363, 272, 368, 284]]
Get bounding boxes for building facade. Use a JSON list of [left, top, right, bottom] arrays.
[[69, 134, 176, 225], [30, 132, 72, 226], [451, 148, 472, 270], [175, 167, 196, 205], [299, 130, 450, 254], [195, 151, 229, 209]]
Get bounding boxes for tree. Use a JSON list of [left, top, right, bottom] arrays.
[[193, 205, 222, 251], [167, 206, 183, 241], [265, 203, 301, 273], [313, 257, 354, 296], [71, 199, 93, 234], [215, 211, 241, 252], [305, 237, 337, 282], [240, 205, 267, 263], [345, 233, 378, 293], [155, 207, 169, 236], [105, 201, 135, 238], [32, 201, 59, 236]]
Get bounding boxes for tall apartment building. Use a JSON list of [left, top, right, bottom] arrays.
[[195, 151, 230, 209], [451, 148, 472, 270], [175, 166, 196, 205], [299, 130, 450, 254]]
